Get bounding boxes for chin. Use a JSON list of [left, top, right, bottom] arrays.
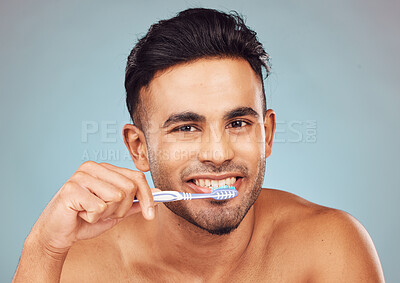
[[164, 197, 250, 236], [195, 222, 241, 236]]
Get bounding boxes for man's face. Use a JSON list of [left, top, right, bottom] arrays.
[[140, 57, 273, 235]]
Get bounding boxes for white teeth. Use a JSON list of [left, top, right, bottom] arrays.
[[192, 177, 237, 188]]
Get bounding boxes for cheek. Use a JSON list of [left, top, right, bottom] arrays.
[[231, 137, 264, 164], [229, 124, 265, 157], [157, 138, 199, 164]]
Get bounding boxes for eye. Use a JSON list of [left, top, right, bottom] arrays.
[[227, 120, 250, 128], [172, 125, 198, 132]]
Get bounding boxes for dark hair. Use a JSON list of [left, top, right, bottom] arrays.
[[125, 7, 271, 131]]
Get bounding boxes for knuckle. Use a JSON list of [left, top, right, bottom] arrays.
[[134, 171, 146, 180], [87, 215, 99, 224], [63, 181, 77, 193], [124, 180, 136, 193], [113, 190, 125, 202], [114, 210, 126, 219], [80, 160, 97, 170], [97, 202, 107, 213], [73, 170, 87, 179]]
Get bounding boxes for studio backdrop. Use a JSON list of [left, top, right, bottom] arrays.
[[0, 0, 399, 281]]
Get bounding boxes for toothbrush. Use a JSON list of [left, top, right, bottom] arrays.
[[133, 185, 238, 203]]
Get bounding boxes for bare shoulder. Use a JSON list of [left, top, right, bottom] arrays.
[[305, 206, 385, 282], [255, 188, 385, 282]]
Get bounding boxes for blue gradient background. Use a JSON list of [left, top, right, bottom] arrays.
[[1, 0, 399, 281]]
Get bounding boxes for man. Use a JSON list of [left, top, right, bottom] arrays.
[[13, 8, 385, 282]]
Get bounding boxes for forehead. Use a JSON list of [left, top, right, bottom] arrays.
[[142, 57, 263, 124]]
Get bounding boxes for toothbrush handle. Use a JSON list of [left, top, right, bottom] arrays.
[[133, 191, 185, 203], [132, 191, 214, 203]]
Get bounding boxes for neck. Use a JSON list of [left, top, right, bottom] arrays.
[[154, 204, 255, 277]]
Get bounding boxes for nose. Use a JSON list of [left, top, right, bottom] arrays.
[[197, 126, 234, 166]]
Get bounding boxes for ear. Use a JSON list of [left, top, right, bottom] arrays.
[[264, 109, 276, 158], [122, 124, 150, 172]]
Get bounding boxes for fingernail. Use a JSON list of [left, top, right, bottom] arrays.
[[148, 206, 154, 219]]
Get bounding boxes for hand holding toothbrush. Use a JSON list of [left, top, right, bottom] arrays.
[[24, 161, 160, 255]]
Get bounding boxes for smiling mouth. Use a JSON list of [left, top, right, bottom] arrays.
[[186, 176, 243, 192], [190, 177, 236, 188]]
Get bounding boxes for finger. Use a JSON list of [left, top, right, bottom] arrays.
[[71, 172, 131, 220], [79, 161, 138, 218], [71, 170, 125, 203], [99, 163, 155, 220], [63, 181, 107, 224], [97, 164, 138, 219], [79, 161, 137, 195]]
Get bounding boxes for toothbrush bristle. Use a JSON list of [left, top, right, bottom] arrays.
[[210, 185, 236, 192], [210, 185, 238, 200]]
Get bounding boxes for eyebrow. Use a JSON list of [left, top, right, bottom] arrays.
[[222, 107, 259, 120], [162, 111, 206, 128], [161, 106, 259, 128]]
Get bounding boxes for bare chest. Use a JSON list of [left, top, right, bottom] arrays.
[[79, 251, 311, 283]]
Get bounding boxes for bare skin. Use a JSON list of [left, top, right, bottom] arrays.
[[13, 58, 385, 282], [60, 189, 384, 282]]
